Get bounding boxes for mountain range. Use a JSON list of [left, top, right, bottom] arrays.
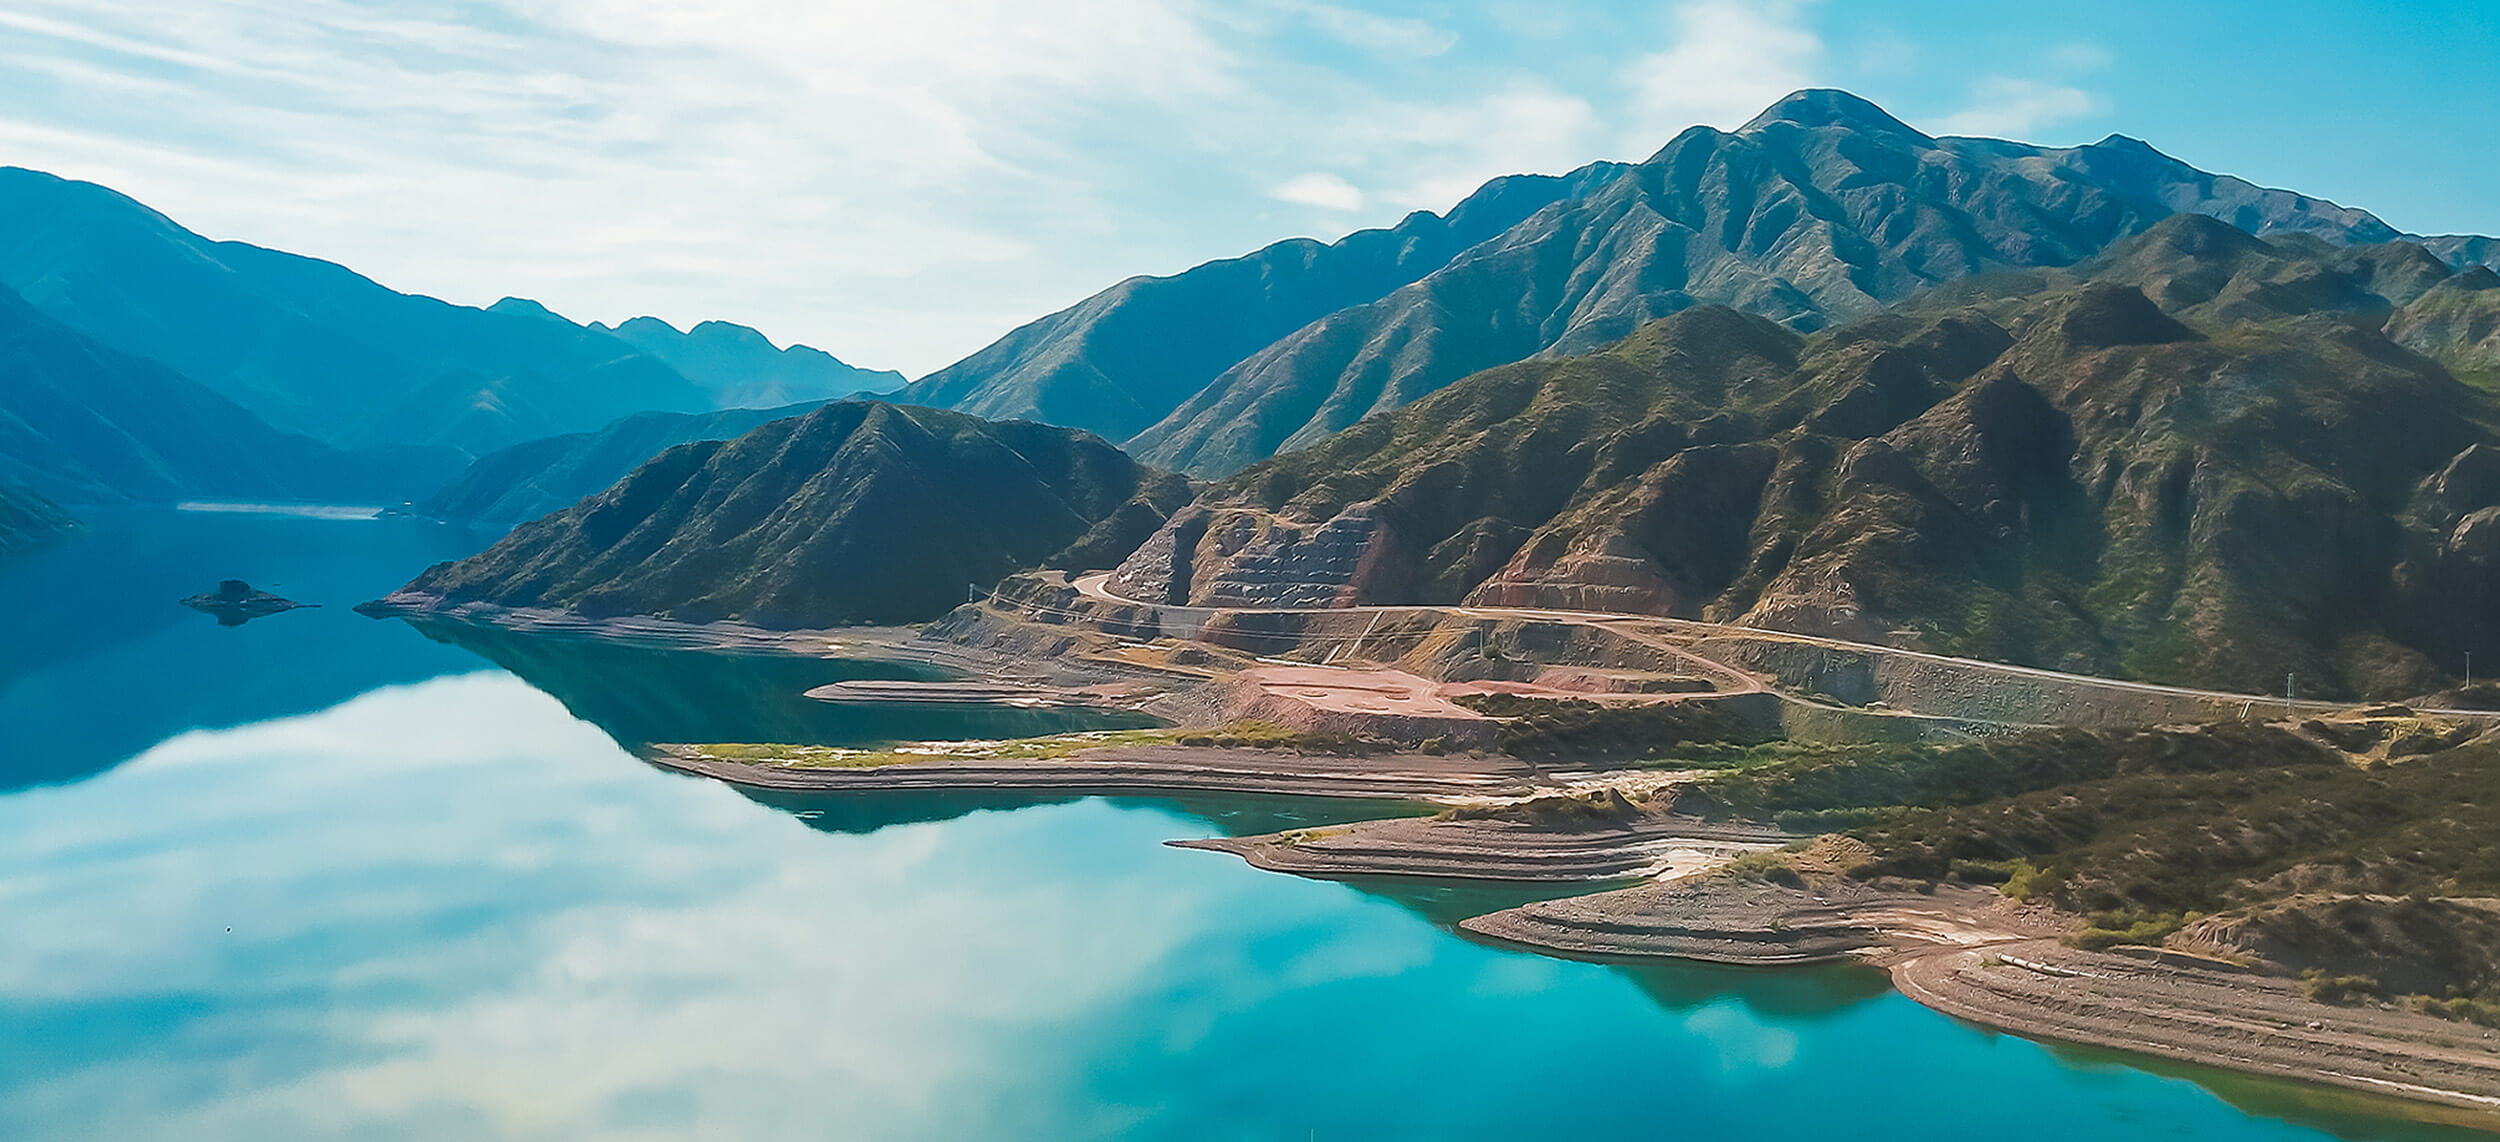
[[1107, 213, 2500, 697], [0, 166, 896, 505], [594, 314, 902, 407], [906, 90, 2500, 479]]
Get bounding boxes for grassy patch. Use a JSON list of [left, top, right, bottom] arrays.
[[680, 728, 1192, 769]]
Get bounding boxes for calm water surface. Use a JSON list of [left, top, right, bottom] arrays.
[[0, 509, 2490, 1140]]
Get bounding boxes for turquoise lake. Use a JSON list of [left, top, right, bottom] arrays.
[[0, 508, 2491, 1140]]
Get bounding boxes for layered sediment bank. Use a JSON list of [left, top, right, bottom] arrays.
[[1464, 874, 2500, 1116], [649, 743, 1567, 802], [1172, 802, 1782, 882]]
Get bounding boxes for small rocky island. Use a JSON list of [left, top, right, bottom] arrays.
[[182, 580, 313, 626]]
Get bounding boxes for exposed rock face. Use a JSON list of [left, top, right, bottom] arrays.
[[381, 402, 1191, 629], [1117, 215, 2500, 697], [1108, 502, 1394, 608]]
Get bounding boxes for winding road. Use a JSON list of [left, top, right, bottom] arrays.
[[1056, 573, 2497, 723]]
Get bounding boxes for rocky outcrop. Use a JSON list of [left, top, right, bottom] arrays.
[[181, 579, 310, 626], [1108, 501, 1397, 609]]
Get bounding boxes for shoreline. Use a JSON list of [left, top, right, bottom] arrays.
[[364, 597, 2500, 1121], [659, 745, 2500, 1119], [646, 743, 1573, 803]]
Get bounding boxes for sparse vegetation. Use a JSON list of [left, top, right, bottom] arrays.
[[1450, 694, 1771, 762]]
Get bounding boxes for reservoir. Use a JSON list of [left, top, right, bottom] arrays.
[[0, 509, 2485, 1140]]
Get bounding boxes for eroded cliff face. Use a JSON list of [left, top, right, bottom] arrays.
[[1108, 502, 1396, 609], [1097, 217, 2500, 697]]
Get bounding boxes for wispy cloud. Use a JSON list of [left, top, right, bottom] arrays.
[[1618, 0, 1823, 147], [1270, 171, 1363, 211], [1283, 1, 1458, 57], [0, 0, 2137, 377], [1931, 75, 2104, 139]]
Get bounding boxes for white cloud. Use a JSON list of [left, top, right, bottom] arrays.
[[1618, 0, 1823, 146], [1270, 171, 1364, 211], [1930, 75, 2103, 140], [1288, 1, 1457, 57], [1358, 80, 1603, 211]]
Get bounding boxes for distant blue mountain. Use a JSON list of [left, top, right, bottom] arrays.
[[593, 314, 902, 407], [0, 283, 454, 504], [0, 169, 883, 461]]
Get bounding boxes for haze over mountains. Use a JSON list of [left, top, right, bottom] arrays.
[[0, 167, 896, 506], [907, 90, 2500, 478]]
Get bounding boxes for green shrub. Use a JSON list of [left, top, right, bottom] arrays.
[[2302, 969, 2383, 1005]]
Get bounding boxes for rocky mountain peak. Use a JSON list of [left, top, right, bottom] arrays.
[[1738, 88, 1931, 142]]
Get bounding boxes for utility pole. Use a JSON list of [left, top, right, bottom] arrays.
[[2285, 672, 2295, 717]]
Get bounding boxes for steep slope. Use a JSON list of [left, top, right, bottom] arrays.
[[381, 402, 1192, 627], [0, 168, 713, 457], [893, 165, 1625, 442], [1110, 216, 2500, 697], [0, 481, 74, 557], [594, 314, 902, 407], [0, 284, 440, 504], [1130, 90, 2446, 477], [418, 401, 829, 524]]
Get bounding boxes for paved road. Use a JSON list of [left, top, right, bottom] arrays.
[[1059, 573, 2495, 721]]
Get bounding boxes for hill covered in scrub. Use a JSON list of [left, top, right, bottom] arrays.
[[417, 402, 830, 524], [0, 481, 73, 556], [380, 402, 1192, 627], [1110, 215, 2500, 697], [1675, 714, 2500, 1008]]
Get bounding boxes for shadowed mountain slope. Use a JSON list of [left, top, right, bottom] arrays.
[[0, 480, 74, 557], [0, 284, 444, 504], [893, 164, 1627, 442], [382, 402, 1192, 627], [1111, 216, 2500, 697]]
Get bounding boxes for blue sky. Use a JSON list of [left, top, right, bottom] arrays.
[[0, 1, 2494, 375]]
